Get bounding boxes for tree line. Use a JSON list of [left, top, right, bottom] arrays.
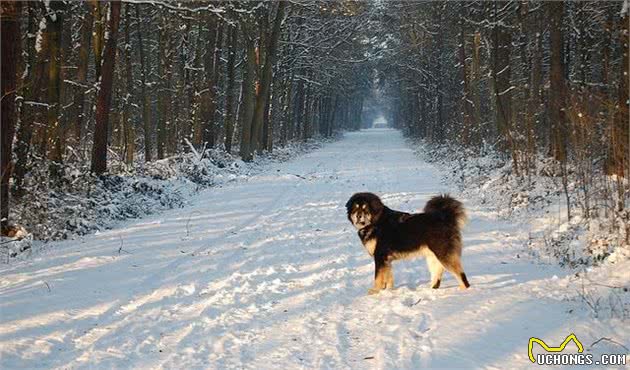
[[0, 1, 376, 234], [378, 1, 629, 241], [2, 0, 628, 242]]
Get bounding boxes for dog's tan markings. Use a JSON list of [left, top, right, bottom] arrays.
[[385, 267, 394, 289], [363, 238, 377, 256], [425, 249, 445, 289], [369, 263, 392, 295], [441, 255, 470, 289], [350, 213, 358, 225], [389, 246, 427, 261]]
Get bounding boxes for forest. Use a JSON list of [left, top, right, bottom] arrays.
[[1, 1, 629, 367], [1, 0, 628, 244]]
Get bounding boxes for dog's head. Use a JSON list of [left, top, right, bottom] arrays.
[[345, 192, 384, 230]]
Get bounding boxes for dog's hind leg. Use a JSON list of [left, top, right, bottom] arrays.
[[440, 254, 470, 290], [425, 251, 445, 289]]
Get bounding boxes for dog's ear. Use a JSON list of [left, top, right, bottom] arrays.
[[369, 196, 384, 219], [346, 195, 357, 216]]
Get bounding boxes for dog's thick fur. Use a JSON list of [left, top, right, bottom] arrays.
[[346, 192, 470, 294]]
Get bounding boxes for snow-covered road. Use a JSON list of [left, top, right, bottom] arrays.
[[1, 129, 626, 369]]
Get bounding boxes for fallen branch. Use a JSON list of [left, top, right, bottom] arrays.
[[185, 211, 201, 238], [591, 337, 629, 352], [0, 239, 19, 246], [118, 235, 132, 255]]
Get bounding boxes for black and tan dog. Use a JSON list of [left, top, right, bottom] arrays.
[[346, 193, 470, 294]]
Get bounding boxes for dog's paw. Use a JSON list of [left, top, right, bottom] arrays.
[[367, 288, 381, 295]]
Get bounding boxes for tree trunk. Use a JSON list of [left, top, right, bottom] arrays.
[[281, 73, 294, 144], [531, 15, 543, 143], [492, 2, 513, 149], [611, 6, 629, 177], [433, 3, 444, 142], [549, 0, 566, 162], [69, 1, 93, 144], [252, 2, 286, 154], [91, 0, 104, 81], [239, 23, 257, 162], [13, 3, 45, 197], [459, 18, 472, 146], [135, 4, 152, 162], [302, 79, 312, 141], [200, 16, 217, 148], [90, 1, 122, 175], [602, 9, 613, 96], [328, 95, 338, 137], [46, 1, 66, 179], [1, 1, 22, 233], [263, 85, 273, 151], [209, 21, 224, 148], [471, 31, 482, 140], [123, 3, 135, 165], [181, 18, 194, 152], [265, 76, 281, 151], [191, 19, 204, 148], [156, 14, 172, 160], [224, 24, 238, 153], [293, 79, 305, 141]]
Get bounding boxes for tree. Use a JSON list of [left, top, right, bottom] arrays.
[[156, 10, 173, 160], [252, 2, 286, 154], [90, 0, 122, 175], [224, 23, 238, 154], [239, 18, 258, 162], [45, 0, 66, 179], [548, 0, 567, 162], [199, 15, 218, 148], [122, 3, 135, 165], [1, 1, 22, 234], [13, 3, 46, 197], [69, 1, 93, 144], [136, 4, 152, 162]]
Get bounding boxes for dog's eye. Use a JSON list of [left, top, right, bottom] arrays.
[[362, 204, 367, 210]]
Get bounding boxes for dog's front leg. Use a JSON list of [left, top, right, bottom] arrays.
[[368, 254, 391, 295]]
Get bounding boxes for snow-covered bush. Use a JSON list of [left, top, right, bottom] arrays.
[[2, 136, 335, 260], [413, 138, 630, 267]]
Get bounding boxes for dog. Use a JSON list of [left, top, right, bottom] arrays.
[[346, 192, 470, 294]]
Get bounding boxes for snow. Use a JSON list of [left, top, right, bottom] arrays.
[[4, 140, 327, 243], [35, 17, 47, 53], [1, 129, 628, 369]]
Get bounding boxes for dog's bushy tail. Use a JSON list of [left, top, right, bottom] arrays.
[[424, 194, 467, 229]]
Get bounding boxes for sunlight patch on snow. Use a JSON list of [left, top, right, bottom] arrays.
[[0, 301, 115, 339], [0, 256, 120, 291]]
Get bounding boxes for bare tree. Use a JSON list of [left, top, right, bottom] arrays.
[[91, 0, 122, 175], [1, 1, 22, 234]]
